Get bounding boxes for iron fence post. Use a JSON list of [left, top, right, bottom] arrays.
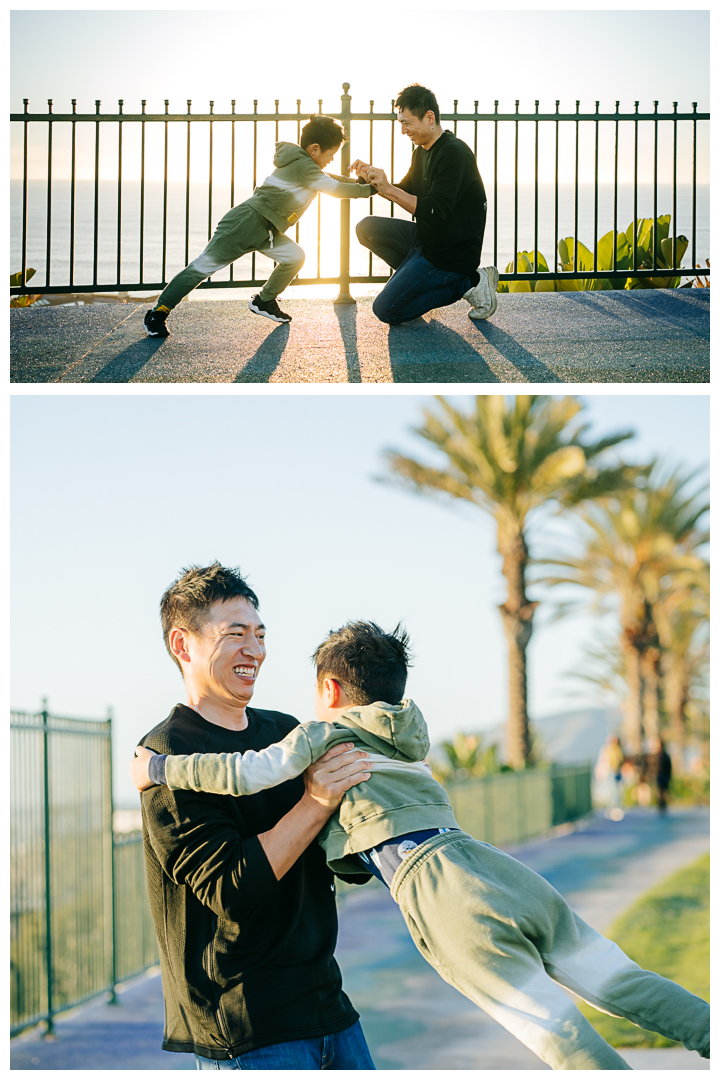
[[334, 82, 355, 305], [107, 707, 118, 1004], [41, 698, 54, 1036]]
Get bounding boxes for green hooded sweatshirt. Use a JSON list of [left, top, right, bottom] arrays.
[[163, 700, 460, 875], [245, 142, 374, 233]]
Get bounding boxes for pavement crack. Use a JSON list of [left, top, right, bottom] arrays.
[[53, 307, 142, 383]]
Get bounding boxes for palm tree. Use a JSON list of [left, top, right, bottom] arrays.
[[541, 465, 708, 757], [380, 395, 637, 769], [654, 566, 709, 774]]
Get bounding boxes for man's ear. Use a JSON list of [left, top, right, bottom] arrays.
[[169, 627, 192, 665], [323, 677, 343, 708]]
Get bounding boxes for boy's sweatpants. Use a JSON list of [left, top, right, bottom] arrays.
[[155, 204, 304, 311], [390, 831, 710, 1071]]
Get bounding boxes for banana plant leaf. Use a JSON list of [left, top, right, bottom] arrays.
[[10, 268, 37, 288]]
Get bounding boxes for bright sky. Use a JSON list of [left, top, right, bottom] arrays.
[[10, 8, 709, 116], [10, 8, 710, 185], [11, 392, 709, 807]]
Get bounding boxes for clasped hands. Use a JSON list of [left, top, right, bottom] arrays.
[[350, 159, 390, 194]]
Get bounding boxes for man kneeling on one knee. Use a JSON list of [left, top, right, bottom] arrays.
[[352, 83, 498, 326]]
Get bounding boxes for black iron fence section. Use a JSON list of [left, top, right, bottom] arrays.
[[11, 86, 709, 300], [10, 705, 157, 1037]]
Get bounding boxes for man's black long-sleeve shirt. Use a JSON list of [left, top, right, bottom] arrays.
[[397, 130, 487, 275], [140, 704, 364, 1059]]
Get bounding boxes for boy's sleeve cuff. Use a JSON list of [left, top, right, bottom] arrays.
[[148, 753, 168, 786]]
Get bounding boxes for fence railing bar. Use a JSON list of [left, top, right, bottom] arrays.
[[162, 102, 169, 284], [41, 700, 53, 1035], [573, 100, 579, 274], [229, 101, 235, 282], [184, 101, 191, 268], [692, 103, 697, 270], [252, 99, 257, 283], [45, 101, 53, 288], [632, 101, 638, 272], [493, 99, 498, 269], [672, 101, 678, 270], [653, 102, 658, 271], [554, 101, 559, 273], [21, 100, 28, 290], [208, 101, 214, 242], [533, 101, 539, 271], [593, 101, 599, 274], [613, 102, 618, 272], [116, 101, 123, 286], [139, 101, 147, 284], [93, 101, 100, 287], [13, 108, 709, 123], [513, 101, 519, 273]]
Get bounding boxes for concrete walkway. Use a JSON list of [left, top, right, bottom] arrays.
[[11, 290, 709, 384], [11, 807, 709, 1070]]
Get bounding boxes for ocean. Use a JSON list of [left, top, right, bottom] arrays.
[[10, 180, 709, 294]]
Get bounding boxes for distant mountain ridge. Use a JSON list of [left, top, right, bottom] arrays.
[[452, 706, 623, 767]]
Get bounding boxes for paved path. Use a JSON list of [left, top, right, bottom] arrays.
[[11, 807, 709, 1070], [11, 290, 709, 383]]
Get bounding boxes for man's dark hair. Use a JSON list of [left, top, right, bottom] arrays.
[[301, 115, 346, 152], [311, 621, 412, 706], [160, 563, 259, 672], [395, 84, 441, 126]]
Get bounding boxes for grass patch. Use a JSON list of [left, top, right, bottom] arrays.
[[577, 852, 709, 1048]]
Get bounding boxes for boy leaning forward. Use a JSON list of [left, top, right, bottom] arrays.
[[144, 115, 374, 336]]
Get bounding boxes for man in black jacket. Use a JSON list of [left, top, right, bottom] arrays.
[[352, 83, 498, 325], [138, 563, 375, 1069]]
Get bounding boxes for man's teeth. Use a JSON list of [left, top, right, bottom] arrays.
[[233, 666, 255, 677]]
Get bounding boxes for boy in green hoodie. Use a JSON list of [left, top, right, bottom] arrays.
[[131, 621, 710, 1070], [143, 116, 374, 336]]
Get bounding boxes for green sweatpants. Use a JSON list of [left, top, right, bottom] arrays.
[[156, 204, 304, 311], [391, 832, 710, 1070]]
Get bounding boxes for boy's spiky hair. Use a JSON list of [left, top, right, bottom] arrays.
[[395, 83, 441, 126], [160, 562, 259, 672], [300, 114, 346, 152], [311, 620, 412, 706]]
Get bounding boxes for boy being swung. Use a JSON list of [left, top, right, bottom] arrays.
[[133, 621, 710, 1071], [144, 116, 374, 336]]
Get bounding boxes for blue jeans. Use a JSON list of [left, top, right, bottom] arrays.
[[194, 1019, 375, 1070], [356, 216, 474, 325]]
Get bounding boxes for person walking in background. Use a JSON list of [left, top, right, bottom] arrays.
[[595, 734, 626, 821], [642, 736, 673, 814], [351, 84, 498, 325]]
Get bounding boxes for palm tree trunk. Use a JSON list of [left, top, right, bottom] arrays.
[[663, 656, 688, 776], [621, 639, 644, 756], [640, 646, 661, 741], [498, 528, 538, 769]]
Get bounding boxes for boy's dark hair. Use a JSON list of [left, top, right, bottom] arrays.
[[395, 84, 441, 126], [301, 115, 346, 152], [311, 621, 412, 706], [160, 562, 259, 672]]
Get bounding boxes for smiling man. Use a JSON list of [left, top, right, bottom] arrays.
[[138, 563, 375, 1070], [352, 83, 498, 325]]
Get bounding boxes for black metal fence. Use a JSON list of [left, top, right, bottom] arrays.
[[10, 84, 709, 301], [10, 705, 157, 1037]]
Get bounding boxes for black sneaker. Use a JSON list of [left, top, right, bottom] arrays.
[[144, 309, 170, 337], [248, 295, 292, 323]]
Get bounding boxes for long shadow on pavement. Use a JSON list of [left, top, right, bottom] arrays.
[[82, 338, 168, 383], [388, 319, 501, 382], [333, 305, 362, 383], [234, 322, 290, 382], [603, 290, 710, 338], [468, 321, 562, 382]]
